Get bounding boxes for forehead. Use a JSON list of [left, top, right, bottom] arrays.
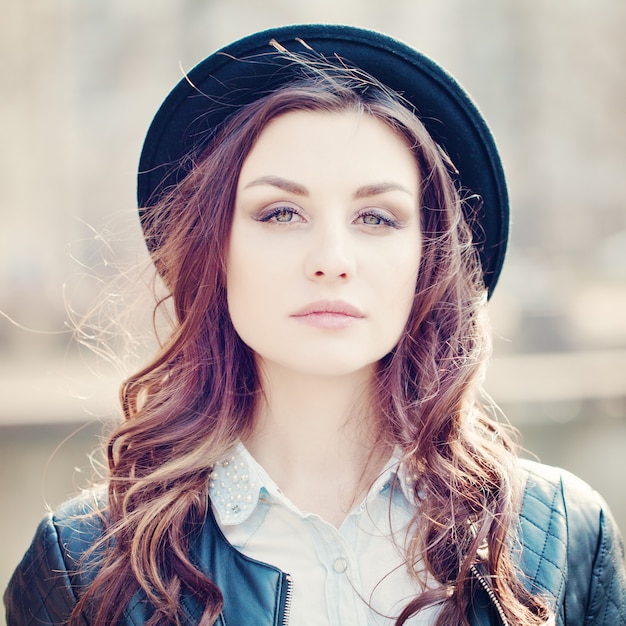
[[238, 109, 420, 186]]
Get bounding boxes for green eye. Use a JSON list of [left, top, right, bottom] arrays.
[[257, 206, 303, 223], [356, 210, 398, 228], [274, 208, 295, 222], [362, 214, 383, 225]]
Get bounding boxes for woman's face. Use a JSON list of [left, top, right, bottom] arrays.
[[227, 109, 422, 379]]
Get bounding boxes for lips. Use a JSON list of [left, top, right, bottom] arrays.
[[290, 300, 365, 330], [291, 300, 365, 318]]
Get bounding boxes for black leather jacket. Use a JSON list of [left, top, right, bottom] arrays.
[[5, 461, 626, 625]]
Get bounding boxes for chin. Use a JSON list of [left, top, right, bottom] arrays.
[[260, 356, 379, 381]]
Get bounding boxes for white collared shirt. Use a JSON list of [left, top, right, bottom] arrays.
[[209, 443, 442, 625]]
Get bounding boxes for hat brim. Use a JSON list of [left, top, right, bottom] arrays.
[[138, 24, 509, 297]]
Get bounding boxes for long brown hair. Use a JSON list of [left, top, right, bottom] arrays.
[[72, 59, 548, 625]]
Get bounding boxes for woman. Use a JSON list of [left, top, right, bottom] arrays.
[[5, 25, 625, 626]]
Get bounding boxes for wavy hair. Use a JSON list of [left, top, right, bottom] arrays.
[[72, 56, 549, 625]]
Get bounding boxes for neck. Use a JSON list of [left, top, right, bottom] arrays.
[[243, 362, 391, 526]]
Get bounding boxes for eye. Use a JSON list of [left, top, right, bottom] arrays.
[[256, 205, 305, 224], [355, 209, 399, 228]]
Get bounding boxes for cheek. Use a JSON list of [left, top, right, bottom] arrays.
[[385, 249, 421, 335], [227, 263, 253, 313], [226, 270, 260, 351], [226, 233, 280, 342], [385, 242, 421, 299], [225, 236, 253, 326], [392, 273, 419, 327]]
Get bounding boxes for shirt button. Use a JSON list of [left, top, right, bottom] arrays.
[[333, 557, 348, 573]]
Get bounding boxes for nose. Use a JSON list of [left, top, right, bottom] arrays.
[[304, 224, 356, 281]]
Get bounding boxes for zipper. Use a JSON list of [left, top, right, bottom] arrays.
[[280, 567, 507, 626], [470, 564, 509, 626], [281, 573, 293, 626]]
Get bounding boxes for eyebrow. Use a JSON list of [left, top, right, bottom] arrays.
[[353, 182, 415, 199], [244, 176, 308, 196], [244, 176, 415, 198]]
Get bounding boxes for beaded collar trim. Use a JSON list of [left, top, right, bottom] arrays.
[[208, 442, 419, 526]]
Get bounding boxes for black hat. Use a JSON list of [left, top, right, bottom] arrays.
[[138, 24, 509, 296]]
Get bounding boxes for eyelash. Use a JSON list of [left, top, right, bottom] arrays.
[[256, 206, 304, 223], [355, 209, 400, 228]]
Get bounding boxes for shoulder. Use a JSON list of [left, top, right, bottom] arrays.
[[51, 487, 109, 570], [518, 459, 618, 556], [4, 489, 108, 625], [520, 458, 604, 511], [518, 459, 607, 552], [517, 460, 626, 625]]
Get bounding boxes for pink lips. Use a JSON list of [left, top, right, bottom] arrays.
[[290, 300, 365, 330]]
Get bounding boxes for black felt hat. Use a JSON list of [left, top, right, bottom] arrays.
[[138, 24, 509, 296]]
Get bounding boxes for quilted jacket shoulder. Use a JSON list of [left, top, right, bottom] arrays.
[[3, 489, 286, 626], [3, 491, 105, 626], [518, 460, 626, 625]]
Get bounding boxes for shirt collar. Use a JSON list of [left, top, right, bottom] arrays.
[[209, 441, 418, 526]]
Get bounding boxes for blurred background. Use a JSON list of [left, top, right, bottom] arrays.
[[1, 0, 625, 616]]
